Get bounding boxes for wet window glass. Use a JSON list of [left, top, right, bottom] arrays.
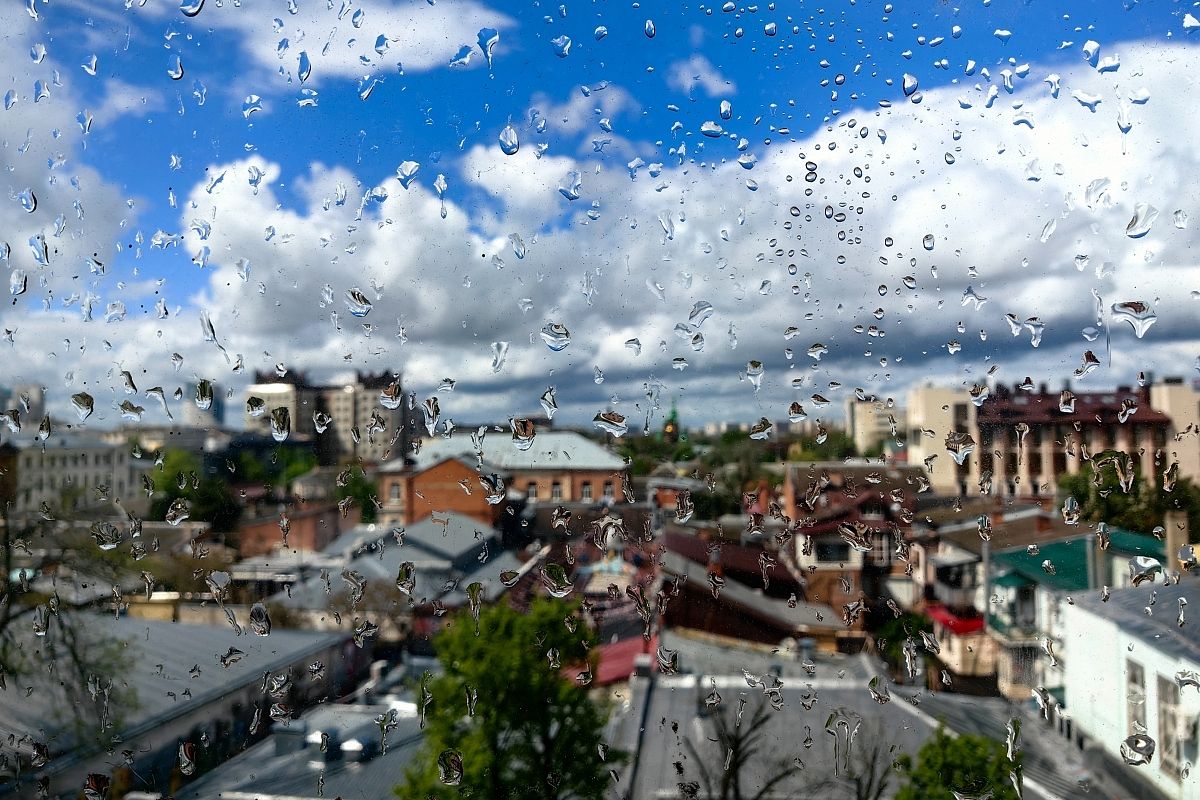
[[2, 1, 1198, 799]]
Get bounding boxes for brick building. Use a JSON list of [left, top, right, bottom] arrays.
[[375, 429, 626, 526]]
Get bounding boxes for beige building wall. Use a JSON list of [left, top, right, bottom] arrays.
[[906, 385, 973, 494], [1150, 379, 1200, 483], [843, 397, 901, 455]]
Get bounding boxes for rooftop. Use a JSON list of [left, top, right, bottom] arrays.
[[1066, 575, 1200, 666], [379, 430, 625, 474]]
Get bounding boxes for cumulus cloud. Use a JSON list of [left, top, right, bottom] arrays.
[[5, 35, 1200, 435], [151, 0, 514, 87], [666, 54, 736, 98]]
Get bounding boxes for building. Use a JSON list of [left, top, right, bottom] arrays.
[[0, 615, 360, 799], [243, 371, 409, 464], [1150, 377, 1200, 483], [0, 433, 150, 518], [243, 370, 322, 442], [182, 380, 227, 428], [909, 503, 1170, 700], [1057, 577, 1200, 800], [176, 697, 424, 800], [375, 429, 626, 527], [1, 383, 45, 422], [844, 395, 903, 456], [907, 381, 1175, 497]]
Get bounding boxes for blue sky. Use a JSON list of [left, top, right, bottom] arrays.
[[3, 0, 1199, 432]]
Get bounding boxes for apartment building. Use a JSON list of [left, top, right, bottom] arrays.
[[243, 371, 409, 464], [0, 433, 150, 517], [843, 395, 903, 456], [906, 381, 1183, 497]]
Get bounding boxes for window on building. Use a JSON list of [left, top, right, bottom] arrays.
[[389, 483, 401, 502], [1127, 661, 1146, 735], [815, 539, 851, 564], [580, 482, 593, 503], [603, 482, 614, 500], [550, 481, 562, 503], [527, 482, 539, 501], [1158, 674, 1184, 780]]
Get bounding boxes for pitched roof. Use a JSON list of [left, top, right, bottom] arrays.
[[380, 430, 624, 474], [0, 616, 343, 773], [1068, 575, 1200, 665]]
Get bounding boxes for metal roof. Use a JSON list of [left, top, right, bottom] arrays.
[[0, 615, 344, 766], [1068, 575, 1200, 665], [379, 430, 625, 474]]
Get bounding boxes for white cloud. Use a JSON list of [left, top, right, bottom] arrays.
[[667, 54, 736, 98], [5, 37, 1200, 433], [159, 0, 514, 86]]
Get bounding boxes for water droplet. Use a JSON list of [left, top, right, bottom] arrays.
[[297, 51, 311, 83], [945, 431, 975, 465], [71, 392, 94, 420], [345, 288, 372, 317], [498, 123, 519, 155], [901, 73, 919, 96], [551, 35, 572, 58], [922, 234, 935, 251], [593, 410, 628, 437], [438, 750, 464, 785], [249, 602, 272, 636], [477, 27, 500, 69], [179, 0, 204, 17], [644, 19, 656, 38], [1121, 734, 1155, 766], [165, 498, 191, 526], [1126, 203, 1159, 238], [540, 322, 571, 351], [397, 161, 420, 189], [270, 407, 291, 442], [1110, 301, 1157, 338]]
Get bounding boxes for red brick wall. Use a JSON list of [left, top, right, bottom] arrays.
[[236, 501, 360, 557], [404, 458, 497, 526]]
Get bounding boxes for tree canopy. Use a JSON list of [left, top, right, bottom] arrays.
[[1058, 459, 1200, 536], [396, 596, 617, 800], [150, 449, 242, 533], [895, 726, 1021, 800]]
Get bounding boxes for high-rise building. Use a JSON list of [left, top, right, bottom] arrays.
[[242, 370, 409, 464], [183, 380, 227, 429], [843, 395, 902, 456]]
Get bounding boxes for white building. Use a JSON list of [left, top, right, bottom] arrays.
[[1057, 577, 1200, 799], [1, 433, 150, 517], [843, 395, 902, 455], [1151, 377, 1200, 485]]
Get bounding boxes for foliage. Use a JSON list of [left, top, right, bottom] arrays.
[[618, 434, 696, 476], [872, 612, 933, 680], [232, 447, 318, 491], [894, 727, 1020, 800], [150, 449, 242, 533], [1058, 462, 1200, 537], [396, 597, 617, 800], [336, 464, 380, 523], [787, 430, 858, 463], [0, 510, 138, 754]]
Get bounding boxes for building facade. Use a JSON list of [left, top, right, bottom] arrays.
[[907, 381, 1177, 497], [843, 396, 902, 456], [0, 434, 150, 517], [243, 371, 409, 464]]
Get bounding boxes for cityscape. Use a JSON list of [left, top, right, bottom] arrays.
[[0, 372, 1197, 799], [3, 0, 1199, 799]]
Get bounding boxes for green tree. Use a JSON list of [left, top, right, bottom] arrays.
[[336, 464, 380, 523], [787, 430, 858, 462], [894, 727, 1020, 800], [150, 449, 242, 532], [396, 597, 618, 800], [1059, 460, 1200, 536]]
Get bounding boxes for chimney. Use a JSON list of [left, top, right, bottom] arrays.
[[1165, 511, 1191, 575]]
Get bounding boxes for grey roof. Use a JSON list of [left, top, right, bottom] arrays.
[[401, 512, 494, 565], [276, 517, 531, 612], [177, 700, 424, 800], [1068, 574, 1200, 664], [380, 429, 625, 474], [0, 615, 343, 766], [2, 433, 122, 450], [660, 551, 843, 631]]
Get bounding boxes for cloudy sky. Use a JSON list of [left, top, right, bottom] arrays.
[[2, 0, 1198, 436]]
